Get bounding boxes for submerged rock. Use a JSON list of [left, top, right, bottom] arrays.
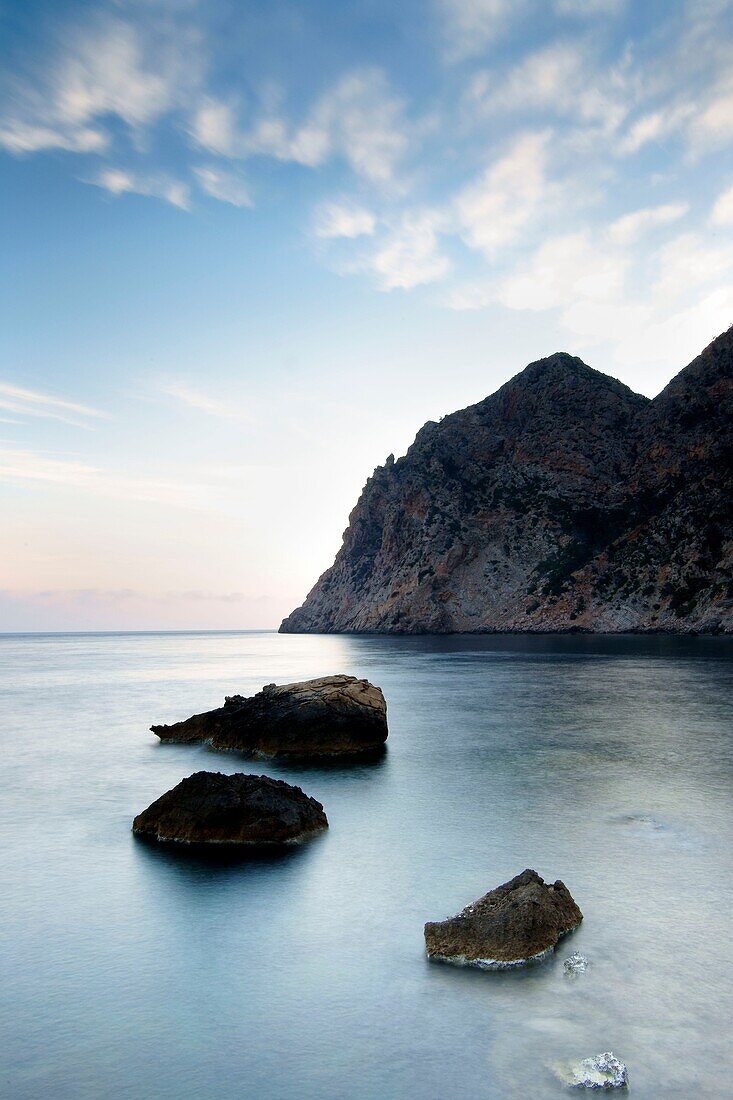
[[564, 951, 589, 975], [424, 869, 582, 969], [555, 1052, 628, 1090], [151, 674, 388, 759], [132, 771, 328, 846]]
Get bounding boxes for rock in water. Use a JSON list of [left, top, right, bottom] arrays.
[[424, 869, 582, 969], [150, 675, 388, 758], [564, 951, 589, 975], [132, 771, 328, 846], [556, 1052, 628, 1090]]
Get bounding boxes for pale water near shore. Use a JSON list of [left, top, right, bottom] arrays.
[[1, 631, 732, 1099]]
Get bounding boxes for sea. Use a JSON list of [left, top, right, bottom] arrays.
[[1, 630, 732, 1099]]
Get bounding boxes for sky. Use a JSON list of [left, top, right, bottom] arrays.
[[1, 0, 733, 631]]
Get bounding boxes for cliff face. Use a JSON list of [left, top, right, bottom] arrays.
[[280, 329, 733, 635]]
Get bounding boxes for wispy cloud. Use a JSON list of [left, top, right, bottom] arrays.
[[2, 0, 733, 378], [445, 217, 733, 370], [194, 165, 252, 207], [0, 13, 201, 157], [711, 183, 733, 225], [0, 382, 108, 427], [454, 131, 551, 258], [555, 0, 626, 15], [5, 587, 260, 606], [189, 68, 411, 187], [0, 446, 209, 507], [437, 0, 525, 61], [160, 382, 254, 423], [608, 202, 688, 244], [89, 167, 190, 209], [465, 42, 628, 134], [314, 201, 377, 239], [359, 210, 450, 290]]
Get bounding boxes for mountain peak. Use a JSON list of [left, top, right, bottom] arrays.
[[281, 329, 732, 637], [509, 352, 646, 403]]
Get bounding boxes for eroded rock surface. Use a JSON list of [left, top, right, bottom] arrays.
[[151, 674, 388, 758], [132, 771, 328, 845], [281, 328, 733, 635], [424, 868, 582, 969]]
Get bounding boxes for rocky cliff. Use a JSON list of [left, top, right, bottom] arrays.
[[280, 328, 733, 634]]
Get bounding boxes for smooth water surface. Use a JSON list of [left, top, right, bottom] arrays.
[[1, 631, 732, 1099]]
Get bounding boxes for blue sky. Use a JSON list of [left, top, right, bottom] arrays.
[[2, 0, 733, 630]]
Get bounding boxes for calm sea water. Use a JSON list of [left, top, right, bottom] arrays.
[[1, 631, 732, 1099]]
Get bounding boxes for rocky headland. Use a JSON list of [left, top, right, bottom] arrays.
[[151, 674, 388, 758], [424, 868, 583, 969], [281, 328, 733, 635], [132, 771, 328, 846]]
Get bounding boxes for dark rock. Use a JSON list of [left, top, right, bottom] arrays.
[[151, 674, 388, 758], [424, 868, 582, 969], [280, 328, 733, 635], [132, 771, 328, 846]]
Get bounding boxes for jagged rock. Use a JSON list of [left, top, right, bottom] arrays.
[[424, 869, 582, 969], [555, 1052, 628, 1090], [151, 674, 387, 758], [280, 328, 733, 635], [132, 771, 328, 846], [564, 951, 589, 975]]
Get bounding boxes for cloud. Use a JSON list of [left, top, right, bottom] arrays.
[[365, 211, 450, 290], [613, 8, 733, 160], [189, 97, 239, 156], [0, 13, 201, 157], [311, 69, 409, 184], [0, 446, 209, 507], [0, 381, 108, 427], [53, 19, 175, 131], [194, 165, 252, 207], [496, 230, 628, 312], [693, 78, 733, 152], [597, 284, 733, 368], [711, 183, 733, 225], [1, 11, 413, 193], [7, 587, 257, 606], [615, 104, 701, 156], [446, 215, 733, 372], [235, 69, 410, 184], [160, 382, 254, 422], [466, 42, 627, 132], [653, 232, 733, 299], [90, 167, 190, 209], [437, 0, 524, 61], [554, 0, 626, 15], [0, 121, 107, 155], [608, 202, 688, 244], [442, 282, 495, 311], [188, 69, 409, 186], [454, 131, 549, 257], [314, 201, 376, 239]]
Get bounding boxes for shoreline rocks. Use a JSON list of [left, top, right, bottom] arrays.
[[151, 674, 388, 759], [132, 771, 328, 846], [424, 869, 582, 969]]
